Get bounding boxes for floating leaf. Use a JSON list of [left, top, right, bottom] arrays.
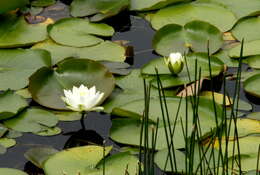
[[0, 138, 16, 148], [15, 88, 32, 99], [247, 112, 260, 121], [0, 90, 28, 120], [24, 147, 59, 168], [130, 0, 189, 11], [51, 111, 81, 121], [0, 49, 51, 90], [142, 53, 224, 88], [110, 118, 186, 150], [198, 0, 260, 19], [232, 17, 260, 42], [48, 18, 114, 47], [29, 58, 115, 110], [32, 40, 126, 64], [151, 2, 236, 32], [229, 40, 260, 58], [0, 14, 48, 48], [85, 152, 140, 175], [4, 108, 58, 133], [43, 146, 112, 175], [246, 55, 260, 69], [0, 168, 28, 175], [0, 0, 28, 14], [34, 127, 61, 136], [70, 0, 129, 21], [228, 118, 260, 137], [31, 0, 56, 7], [153, 21, 223, 56], [244, 74, 260, 98]]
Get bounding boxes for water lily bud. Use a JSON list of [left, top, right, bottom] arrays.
[[165, 52, 184, 75], [61, 84, 104, 112]]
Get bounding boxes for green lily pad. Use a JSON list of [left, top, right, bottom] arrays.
[[110, 118, 186, 150], [48, 18, 114, 47], [213, 49, 240, 68], [151, 2, 237, 32], [35, 126, 62, 136], [153, 20, 223, 56], [247, 112, 260, 121], [0, 48, 52, 90], [51, 111, 82, 121], [85, 152, 140, 175], [232, 17, 260, 42], [29, 58, 115, 110], [24, 147, 59, 168], [243, 73, 260, 98], [15, 88, 32, 99], [141, 53, 224, 88], [112, 97, 222, 126], [228, 118, 260, 137], [130, 0, 189, 11], [229, 40, 260, 58], [0, 14, 48, 48], [43, 145, 112, 175], [154, 148, 187, 173], [0, 168, 28, 175], [31, 0, 56, 7], [198, 0, 260, 19], [70, 0, 129, 21], [0, 138, 16, 148], [0, 90, 28, 120], [0, 0, 28, 14], [3, 108, 58, 133], [246, 55, 260, 69], [32, 40, 126, 64]]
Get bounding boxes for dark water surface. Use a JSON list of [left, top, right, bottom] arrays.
[[0, 1, 259, 173]]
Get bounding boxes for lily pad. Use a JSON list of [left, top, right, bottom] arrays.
[[243, 73, 260, 98], [110, 118, 187, 150], [153, 20, 223, 56], [70, 0, 129, 21], [229, 40, 260, 58], [246, 55, 260, 69], [48, 18, 114, 47], [31, 0, 56, 7], [0, 0, 28, 14], [198, 0, 260, 19], [29, 58, 115, 110], [32, 40, 126, 64], [141, 53, 224, 88], [85, 152, 140, 175], [247, 112, 260, 121], [24, 147, 59, 168], [151, 2, 237, 32], [3, 108, 58, 133], [51, 111, 82, 121], [0, 14, 48, 48], [130, 0, 189, 11], [0, 90, 28, 120], [43, 145, 112, 175], [0, 168, 28, 175], [228, 118, 260, 137], [0, 48, 52, 90], [0, 138, 16, 148], [232, 17, 260, 42], [35, 126, 62, 136]]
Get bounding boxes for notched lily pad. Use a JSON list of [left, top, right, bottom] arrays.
[[0, 48, 51, 90], [3, 108, 58, 133], [0, 90, 28, 120], [153, 20, 223, 56], [151, 2, 237, 32], [0, 14, 48, 48], [48, 18, 114, 47], [29, 58, 115, 110]]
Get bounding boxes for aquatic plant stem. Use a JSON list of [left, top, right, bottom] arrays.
[[80, 111, 86, 130]]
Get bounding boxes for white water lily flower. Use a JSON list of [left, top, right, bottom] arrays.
[[165, 52, 184, 75], [61, 84, 104, 112]]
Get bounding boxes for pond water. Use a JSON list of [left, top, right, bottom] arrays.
[[0, 1, 259, 174]]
